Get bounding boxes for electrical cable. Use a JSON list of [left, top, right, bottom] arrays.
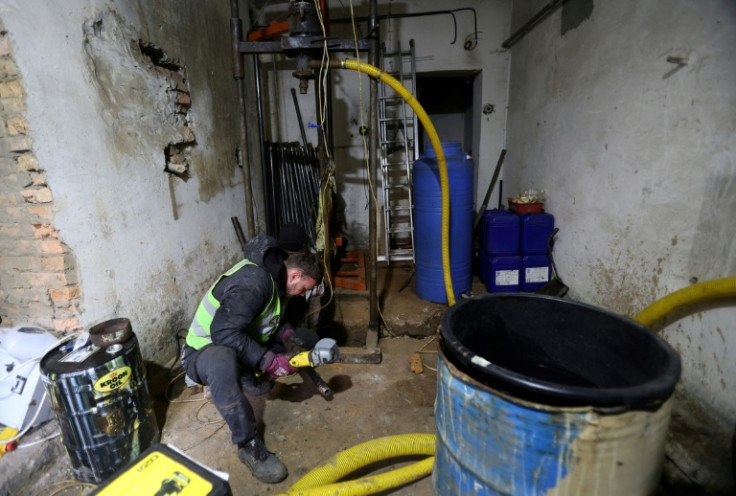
[[195, 401, 226, 426], [375, 303, 396, 338], [31, 480, 96, 496], [349, 0, 383, 329], [164, 369, 206, 404], [164, 329, 207, 404], [415, 335, 438, 372], [310, 0, 338, 324], [17, 431, 60, 448]]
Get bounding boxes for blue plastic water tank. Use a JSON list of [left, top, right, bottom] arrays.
[[413, 142, 474, 303]]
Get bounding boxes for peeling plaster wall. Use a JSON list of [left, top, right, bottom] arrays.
[[505, 0, 736, 486], [255, 0, 511, 248], [0, 0, 250, 361]]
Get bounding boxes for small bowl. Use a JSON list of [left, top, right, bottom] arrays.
[[89, 318, 132, 347]]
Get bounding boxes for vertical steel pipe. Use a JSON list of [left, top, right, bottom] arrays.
[[368, 0, 379, 330], [230, 0, 255, 238], [253, 54, 274, 235]]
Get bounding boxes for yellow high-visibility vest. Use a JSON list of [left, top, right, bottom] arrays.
[[186, 259, 282, 350]]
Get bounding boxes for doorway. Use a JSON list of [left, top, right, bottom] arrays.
[[416, 71, 481, 158]]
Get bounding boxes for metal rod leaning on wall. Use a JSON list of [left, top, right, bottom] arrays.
[[231, 216, 246, 251], [295, 146, 317, 240], [291, 144, 309, 229], [288, 144, 310, 230], [266, 143, 280, 229], [474, 149, 507, 230], [229, 0, 256, 238], [275, 145, 289, 224], [285, 144, 298, 226], [291, 88, 309, 150], [501, 0, 565, 49]]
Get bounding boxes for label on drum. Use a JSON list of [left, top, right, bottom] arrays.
[[495, 269, 519, 286], [525, 267, 549, 283], [94, 366, 132, 393], [60, 344, 99, 363]]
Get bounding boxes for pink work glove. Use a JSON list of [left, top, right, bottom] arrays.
[[280, 328, 303, 349], [260, 351, 298, 378]]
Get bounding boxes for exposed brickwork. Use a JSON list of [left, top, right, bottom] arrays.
[[0, 24, 82, 333], [146, 50, 195, 179]]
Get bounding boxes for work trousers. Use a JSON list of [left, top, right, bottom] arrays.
[[181, 327, 318, 446], [182, 344, 260, 445]]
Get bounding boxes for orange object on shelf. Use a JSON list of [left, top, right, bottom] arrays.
[[334, 250, 366, 290], [247, 20, 289, 41], [508, 198, 544, 214]]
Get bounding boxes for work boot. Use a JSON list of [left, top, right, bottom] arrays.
[[241, 373, 273, 396], [238, 436, 287, 483]]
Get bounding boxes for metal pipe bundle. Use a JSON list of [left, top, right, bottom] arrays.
[[264, 142, 320, 246]]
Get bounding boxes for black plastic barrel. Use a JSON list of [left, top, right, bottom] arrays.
[[434, 294, 682, 494], [41, 330, 160, 483], [440, 293, 681, 407]]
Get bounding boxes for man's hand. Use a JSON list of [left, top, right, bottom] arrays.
[[260, 351, 298, 378], [280, 328, 304, 352]]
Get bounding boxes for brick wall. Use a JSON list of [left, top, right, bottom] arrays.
[[0, 24, 82, 333]]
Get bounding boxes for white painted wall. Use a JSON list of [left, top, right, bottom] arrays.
[[1, 0, 249, 359], [506, 0, 736, 487], [257, 0, 512, 248]]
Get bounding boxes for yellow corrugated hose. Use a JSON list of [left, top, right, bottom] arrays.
[[340, 58, 456, 306], [634, 277, 736, 328], [281, 433, 436, 496]]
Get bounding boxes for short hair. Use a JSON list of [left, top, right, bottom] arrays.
[[284, 251, 323, 283]]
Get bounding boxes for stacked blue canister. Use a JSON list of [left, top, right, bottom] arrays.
[[479, 210, 555, 292]]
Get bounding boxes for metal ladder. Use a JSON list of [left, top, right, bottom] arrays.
[[378, 39, 418, 263]]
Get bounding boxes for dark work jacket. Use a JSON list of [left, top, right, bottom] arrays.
[[207, 234, 289, 369]]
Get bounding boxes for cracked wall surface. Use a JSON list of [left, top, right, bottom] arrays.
[[0, 0, 250, 363], [83, 10, 197, 178]]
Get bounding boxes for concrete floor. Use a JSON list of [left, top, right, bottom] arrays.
[[159, 335, 438, 496], [0, 264, 446, 496], [0, 337, 440, 496], [0, 265, 731, 495]]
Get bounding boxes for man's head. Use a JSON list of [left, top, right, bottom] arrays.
[[283, 251, 323, 297]]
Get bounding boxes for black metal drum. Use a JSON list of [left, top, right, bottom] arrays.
[[40, 331, 159, 483]]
